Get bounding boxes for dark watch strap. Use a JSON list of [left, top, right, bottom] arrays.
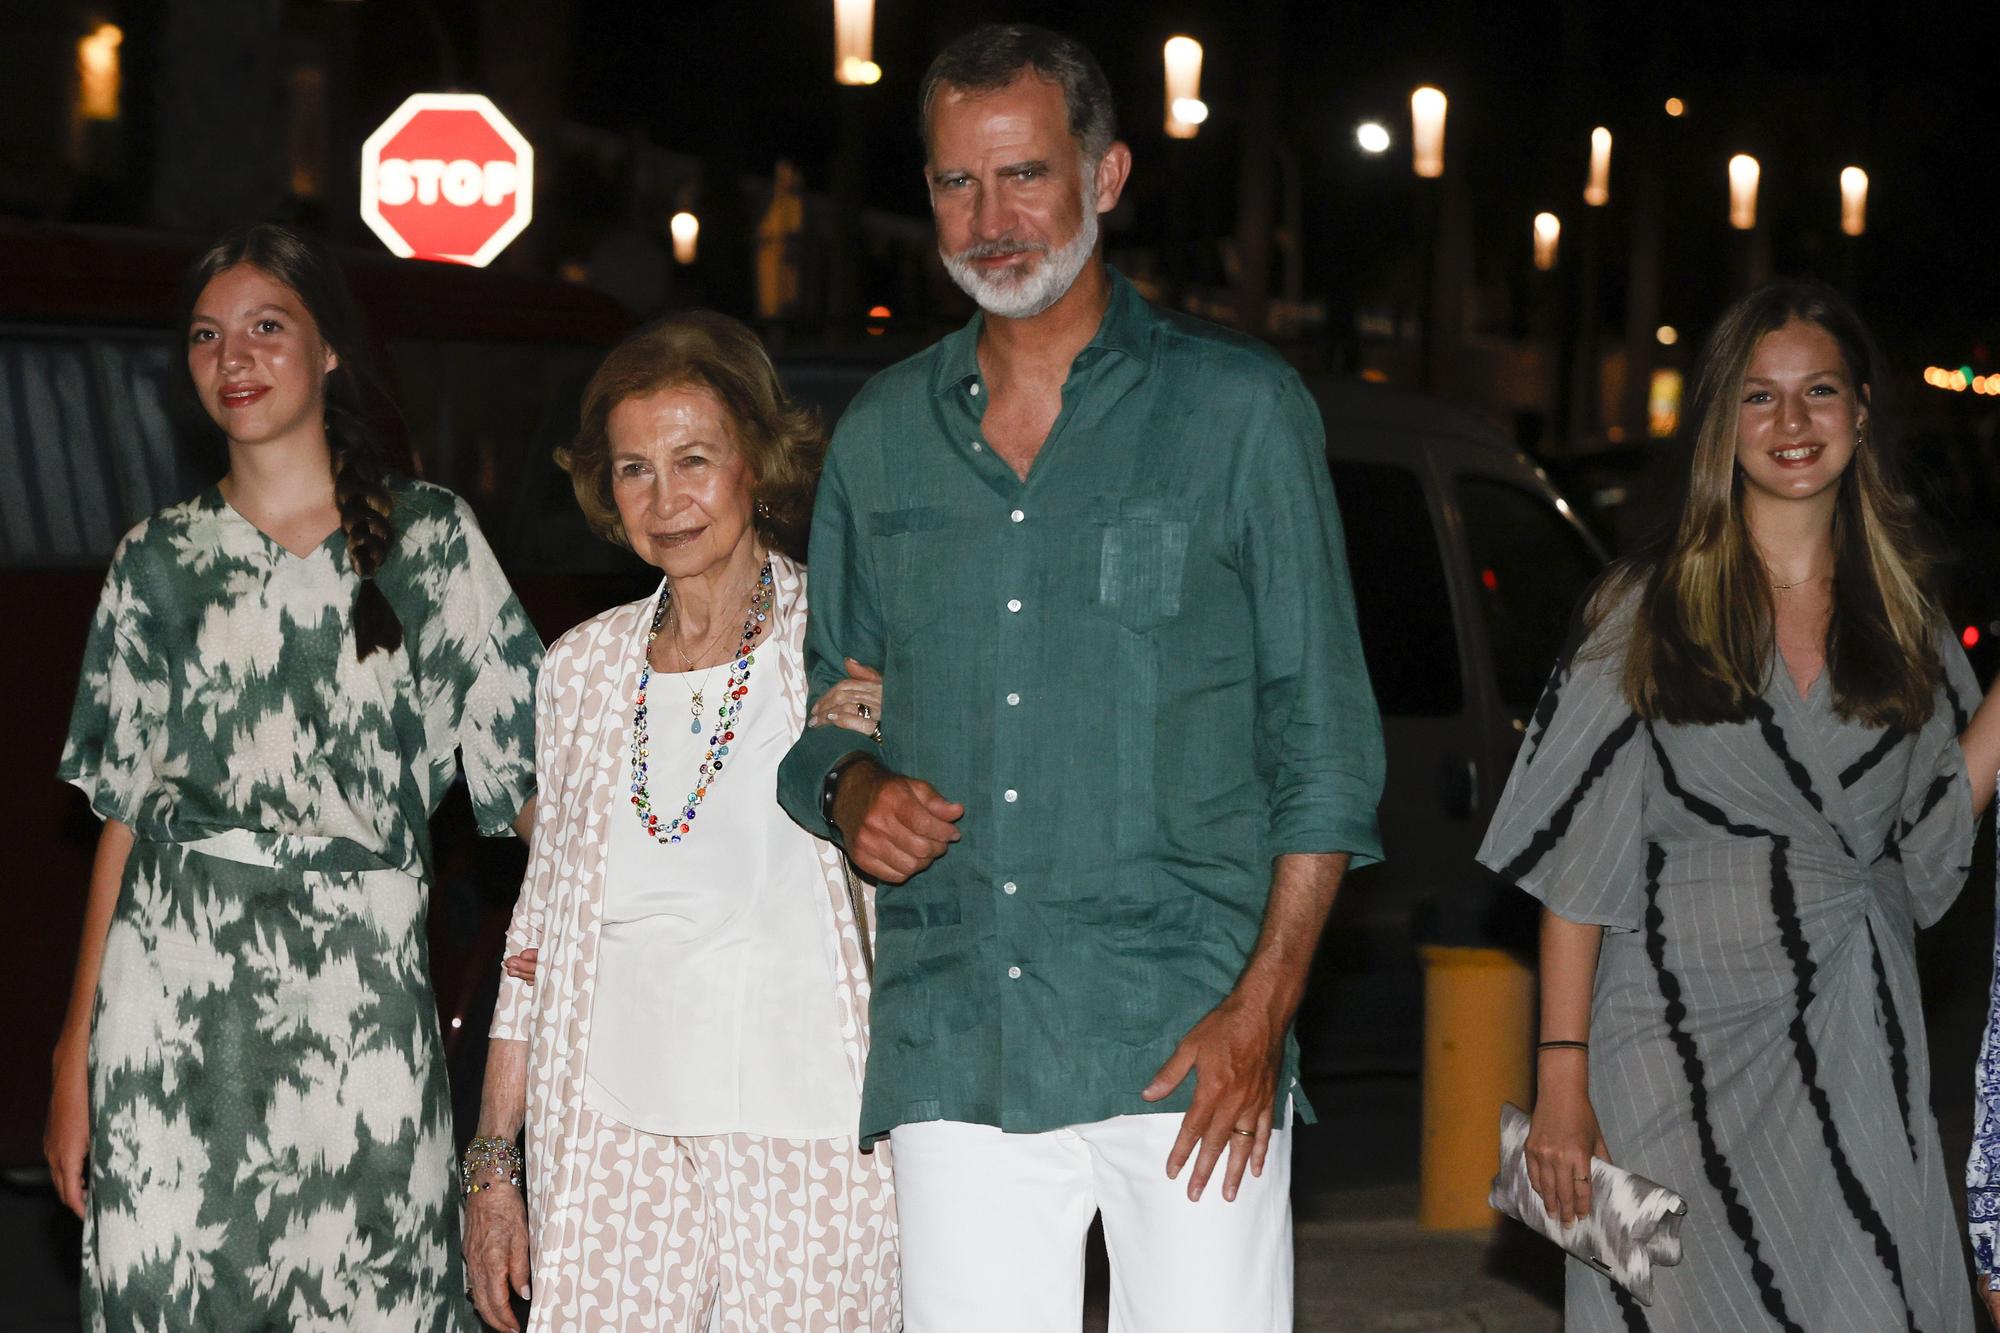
[[820, 752, 869, 841]]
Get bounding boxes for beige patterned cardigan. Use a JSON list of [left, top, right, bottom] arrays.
[[488, 552, 890, 1321]]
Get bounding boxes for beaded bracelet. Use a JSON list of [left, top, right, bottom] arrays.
[[461, 1136, 524, 1198]]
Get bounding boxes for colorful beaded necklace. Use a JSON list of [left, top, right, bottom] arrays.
[[630, 561, 773, 844]]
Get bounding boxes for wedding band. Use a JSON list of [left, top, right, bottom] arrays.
[[870, 727, 885, 744], [1231, 1128, 1255, 1137], [856, 702, 873, 719]]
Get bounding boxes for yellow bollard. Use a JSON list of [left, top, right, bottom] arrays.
[[1416, 944, 1535, 1230]]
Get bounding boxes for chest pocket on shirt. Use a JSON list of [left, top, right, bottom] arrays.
[[1095, 498, 1192, 634], [870, 505, 957, 633]]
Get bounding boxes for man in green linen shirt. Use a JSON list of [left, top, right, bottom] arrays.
[[777, 23, 1383, 1331]]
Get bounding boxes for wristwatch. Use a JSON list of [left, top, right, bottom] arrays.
[[820, 752, 871, 843]]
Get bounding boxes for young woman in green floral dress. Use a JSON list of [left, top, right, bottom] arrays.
[[44, 224, 541, 1330]]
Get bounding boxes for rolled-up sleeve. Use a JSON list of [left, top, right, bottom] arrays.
[[778, 437, 886, 838], [1231, 375, 1385, 865]]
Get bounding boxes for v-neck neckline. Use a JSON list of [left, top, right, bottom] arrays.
[[1773, 641, 1825, 707], [210, 486, 344, 562]]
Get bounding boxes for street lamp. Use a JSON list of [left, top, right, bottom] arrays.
[[670, 211, 699, 264], [1533, 212, 1560, 271], [1163, 36, 1205, 139], [1584, 127, 1611, 207], [1411, 86, 1446, 178], [1728, 154, 1760, 230], [1840, 166, 1868, 237], [1356, 121, 1390, 154], [833, 0, 880, 86], [77, 22, 123, 121]]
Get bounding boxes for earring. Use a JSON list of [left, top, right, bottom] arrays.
[[754, 498, 772, 519], [1855, 425, 1865, 447]]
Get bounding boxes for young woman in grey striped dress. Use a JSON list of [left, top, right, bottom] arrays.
[[1479, 279, 2000, 1330]]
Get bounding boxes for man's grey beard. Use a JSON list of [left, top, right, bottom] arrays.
[[940, 202, 1100, 320]]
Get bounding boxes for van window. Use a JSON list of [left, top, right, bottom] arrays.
[[1456, 476, 1601, 714], [1327, 459, 1462, 716], [0, 328, 212, 568]]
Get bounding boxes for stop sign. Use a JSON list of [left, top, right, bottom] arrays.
[[360, 93, 534, 268]]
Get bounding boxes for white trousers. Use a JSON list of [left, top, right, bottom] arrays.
[[889, 1111, 1293, 1333]]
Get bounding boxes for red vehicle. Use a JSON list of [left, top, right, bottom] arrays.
[[0, 222, 639, 1167]]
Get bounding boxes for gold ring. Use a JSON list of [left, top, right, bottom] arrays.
[[1231, 1127, 1255, 1137], [856, 701, 872, 719]]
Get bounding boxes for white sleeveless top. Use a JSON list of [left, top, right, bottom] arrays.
[[583, 656, 860, 1138]]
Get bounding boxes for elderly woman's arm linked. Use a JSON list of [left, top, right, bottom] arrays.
[[464, 1039, 532, 1332]]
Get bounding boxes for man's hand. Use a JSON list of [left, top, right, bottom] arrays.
[[832, 759, 963, 883], [1140, 990, 1287, 1203], [502, 947, 539, 985]]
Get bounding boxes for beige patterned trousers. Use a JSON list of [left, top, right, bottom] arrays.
[[562, 1106, 900, 1332]]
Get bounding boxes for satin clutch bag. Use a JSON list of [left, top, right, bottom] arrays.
[[1488, 1102, 1688, 1304]]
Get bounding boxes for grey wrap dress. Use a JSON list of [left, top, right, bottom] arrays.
[[1478, 594, 1978, 1332]]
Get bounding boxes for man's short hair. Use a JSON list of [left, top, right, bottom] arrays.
[[919, 23, 1117, 163]]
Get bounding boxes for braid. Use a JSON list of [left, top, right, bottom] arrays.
[[330, 404, 404, 660]]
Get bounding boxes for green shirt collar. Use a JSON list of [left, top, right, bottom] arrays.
[[930, 265, 1153, 397]]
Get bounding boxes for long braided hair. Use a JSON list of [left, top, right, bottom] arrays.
[[181, 225, 411, 660]]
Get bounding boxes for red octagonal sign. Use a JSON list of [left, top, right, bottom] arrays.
[[361, 93, 534, 267]]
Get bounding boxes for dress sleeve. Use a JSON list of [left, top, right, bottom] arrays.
[[1971, 887, 2000, 1277], [56, 535, 162, 825], [433, 498, 541, 837], [1896, 630, 1979, 929], [1475, 596, 1651, 930], [490, 651, 560, 1042]]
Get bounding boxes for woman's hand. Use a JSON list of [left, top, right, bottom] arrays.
[[1979, 1273, 2000, 1327], [502, 947, 538, 985], [812, 658, 884, 736], [1526, 1059, 1610, 1228], [464, 1184, 532, 1332], [44, 1036, 90, 1219]]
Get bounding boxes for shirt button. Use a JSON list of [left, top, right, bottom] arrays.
[[971, 441, 984, 452], [1006, 692, 1021, 706], [1007, 966, 1022, 980], [1010, 509, 1025, 523], [970, 383, 981, 396], [1002, 881, 1018, 895], [1006, 598, 1022, 613], [1004, 788, 1018, 803]]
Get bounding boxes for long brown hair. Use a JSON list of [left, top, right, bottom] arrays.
[[181, 225, 412, 660], [1599, 278, 1941, 729]]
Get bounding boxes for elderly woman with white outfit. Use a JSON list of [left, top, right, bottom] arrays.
[[460, 312, 898, 1332]]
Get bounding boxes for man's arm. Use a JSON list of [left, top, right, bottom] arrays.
[[778, 442, 886, 837], [1142, 851, 1348, 1201], [1141, 370, 1386, 1202]]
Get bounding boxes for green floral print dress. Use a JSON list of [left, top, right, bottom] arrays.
[[59, 478, 540, 1332]]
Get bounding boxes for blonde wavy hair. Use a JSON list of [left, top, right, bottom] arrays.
[[1597, 279, 1942, 729]]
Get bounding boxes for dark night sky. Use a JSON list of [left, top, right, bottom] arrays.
[[557, 0, 2000, 366]]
